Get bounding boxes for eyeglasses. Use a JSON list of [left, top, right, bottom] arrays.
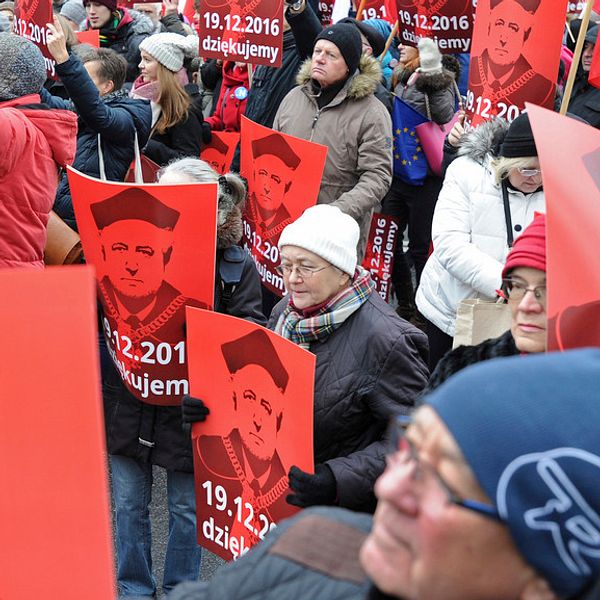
[[387, 416, 502, 522], [517, 167, 541, 177], [502, 278, 546, 305], [275, 264, 332, 279]]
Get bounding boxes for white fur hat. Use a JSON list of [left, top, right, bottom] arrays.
[[278, 205, 359, 275], [418, 37, 443, 74], [139, 33, 198, 72]]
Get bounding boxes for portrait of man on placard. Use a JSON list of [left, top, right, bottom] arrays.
[[468, 0, 554, 109], [92, 188, 206, 352], [196, 328, 297, 540], [202, 134, 229, 175], [245, 133, 301, 243]]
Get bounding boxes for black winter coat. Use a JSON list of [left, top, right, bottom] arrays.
[[268, 290, 429, 512], [143, 101, 205, 166], [420, 329, 518, 400], [102, 245, 266, 473], [568, 70, 600, 129], [41, 54, 152, 232]]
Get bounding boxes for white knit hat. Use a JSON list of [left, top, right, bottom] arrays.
[[278, 205, 359, 275], [139, 33, 198, 72], [417, 38, 443, 74]]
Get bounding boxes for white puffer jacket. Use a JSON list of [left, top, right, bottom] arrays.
[[416, 122, 545, 336]]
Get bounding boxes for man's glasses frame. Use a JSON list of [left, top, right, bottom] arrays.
[[388, 416, 502, 522]]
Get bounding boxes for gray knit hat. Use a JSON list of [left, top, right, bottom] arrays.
[[139, 33, 198, 72], [60, 0, 86, 27], [0, 33, 47, 100]]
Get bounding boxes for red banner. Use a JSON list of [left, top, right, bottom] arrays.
[[528, 104, 600, 350], [361, 213, 400, 303], [317, 0, 334, 25], [362, 0, 394, 23], [588, 30, 600, 89], [187, 308, 315, 561], [395, 0, 474, 54], [0, 267, 115, 599], [68, 168, 218, 405], [198, 0, 284, 68], [465, 0, 565, 127], [13, 0, 56, 78], [240, 116, 328, 297], [201, 131, 240, 175]]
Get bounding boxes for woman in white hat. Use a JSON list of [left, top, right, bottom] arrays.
[[132, 32, 206, 165]]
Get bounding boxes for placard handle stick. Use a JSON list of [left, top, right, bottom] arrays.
[[355, 0, 367, 20], [561, 1, 594, 115], [378, 20, 399, 61]]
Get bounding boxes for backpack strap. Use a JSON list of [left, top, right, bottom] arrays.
[[218, 246, 247, 312]]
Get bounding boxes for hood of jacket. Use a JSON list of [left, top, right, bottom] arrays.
[[3, 94, 77, 167], [216, 179, 247, 248], [456, 118, 509, 166], [296, 53, 382, 101], [221, 61, 249, 88]]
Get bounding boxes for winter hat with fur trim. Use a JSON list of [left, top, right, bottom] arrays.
[[0, 33, 46, 100], [418, 38, 443, 74], [139, 33, 198, 72], [278, 205, 359, 275]]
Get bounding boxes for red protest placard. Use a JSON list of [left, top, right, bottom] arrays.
[[528, 105, 600, 350], [465, 0, 565, 127], [361, 213, 400, 303], [362, 0, 394, 23], [0, 266, 115, 599], [588, 33, 600, 89], [13, 0, 56, 78], [395, 0, 474, 54], [124, 154, 162, 183], [201, 131, 240, 174], [240, 116, 328, 297], [198, 0, 284, 68], [317, 0, 334, 25], [566, 0, 585, 14], [68, 168, 218, 405], [186, 308, 315, 561], [76, 28, 100, 47]]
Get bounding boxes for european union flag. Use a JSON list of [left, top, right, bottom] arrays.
[[392, 97, 429, 186]]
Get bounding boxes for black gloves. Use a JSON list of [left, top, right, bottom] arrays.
[[181, 394, 209, 424], [287, 464, 337, 508]]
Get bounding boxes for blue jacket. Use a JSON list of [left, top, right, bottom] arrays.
[[41, 54, 152, 231]]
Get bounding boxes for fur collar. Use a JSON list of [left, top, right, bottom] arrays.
[[216, 178, 246, 249], [296, 54, 382, 101], [457, 118, 509, 166], [128, 9, 155, 35], [414, 69, 455, 94]]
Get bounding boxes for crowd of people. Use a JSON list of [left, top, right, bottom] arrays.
[[1, 0, 600, 598]]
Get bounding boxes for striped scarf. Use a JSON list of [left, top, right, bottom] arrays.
[[274, 267, 375, 350]]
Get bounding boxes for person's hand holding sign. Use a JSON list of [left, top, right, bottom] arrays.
[[287, 464, 337, 507], [182, 394, 210, 424], [447, 111, 466, 148], [46, 15, 69, 65]]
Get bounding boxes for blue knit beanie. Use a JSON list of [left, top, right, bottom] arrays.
[[426, 349, 600, 597]]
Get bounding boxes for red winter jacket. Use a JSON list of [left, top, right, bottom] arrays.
[[0, 95, 77, 269], [205, 62, 249, 132]]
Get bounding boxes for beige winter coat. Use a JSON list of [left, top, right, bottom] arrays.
[[273, 55, 393, 250]]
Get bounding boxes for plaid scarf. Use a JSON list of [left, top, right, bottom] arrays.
[[274, 267, 375, 350]]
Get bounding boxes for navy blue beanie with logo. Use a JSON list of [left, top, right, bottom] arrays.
[[426, 349, 600, 597]]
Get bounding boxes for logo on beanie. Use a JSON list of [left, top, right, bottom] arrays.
[[497, 449, 600, 578]]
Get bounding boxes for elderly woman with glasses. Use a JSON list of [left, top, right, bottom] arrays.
[[421, 213, 546, 395], [184, 204, 429, 512], [416, 113, 545, 370]]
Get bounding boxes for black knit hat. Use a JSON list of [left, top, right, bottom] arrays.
[[337, 17, 386, 57], [585, 25, 599, 45], [499, 113, 537, 158], [314, 23, 362, 76]]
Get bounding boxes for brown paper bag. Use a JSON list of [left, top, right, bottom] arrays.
[[453, 298, 511, 349], [44, 211, 83, 265]]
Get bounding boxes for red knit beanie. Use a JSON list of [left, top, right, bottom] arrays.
[[502, 212, 546, 278]]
